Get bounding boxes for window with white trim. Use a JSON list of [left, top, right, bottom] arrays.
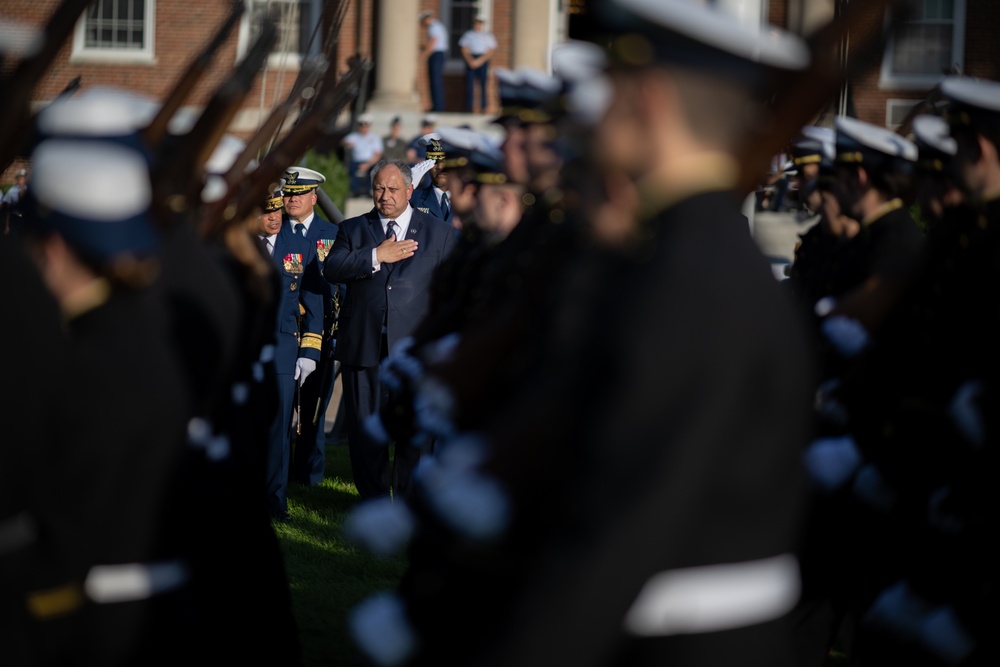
[[72, 0, 155, 63], [886, 99, 920, 130], [240, 0, 321, 68], [880, 0, 965, 90]]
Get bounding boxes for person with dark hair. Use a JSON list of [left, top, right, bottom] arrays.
[[820, 115, 924, 337], [382, 116, 409, 161], [796, 78, 1000, 667], [324, 159, 456, 500]]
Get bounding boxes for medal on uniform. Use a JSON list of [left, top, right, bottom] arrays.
[[284, 253, 304, 274], [316, 239, 334, 262], [418, 207, 430, 214]]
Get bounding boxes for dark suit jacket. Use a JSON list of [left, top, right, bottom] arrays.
[[410, 183, 453, 226], [269, 223, 323, 374], [324, 207, 456, 367]]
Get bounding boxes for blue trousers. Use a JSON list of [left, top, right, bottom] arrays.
[[265, 372, 296, 513], [428, 51, 445, 111], [465, 61, 489, 112]]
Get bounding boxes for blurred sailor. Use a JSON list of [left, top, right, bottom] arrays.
[[16, 124, 189, 666], [351, 3, 816, 667]]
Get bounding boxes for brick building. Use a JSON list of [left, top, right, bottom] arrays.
[[1, 0, 570, 181], [4, 0, 999, 183], [765, 0, 1000, 130]]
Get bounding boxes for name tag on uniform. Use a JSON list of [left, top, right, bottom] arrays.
[[316, 239, 334, 262], [284, 253, 304, 274]]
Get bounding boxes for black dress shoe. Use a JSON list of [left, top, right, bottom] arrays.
[[270, 510, 291, 523]]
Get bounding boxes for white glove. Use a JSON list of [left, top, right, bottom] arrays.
[[294, 358, 317, 385], [802, 435, 861, 491], [821, 314, 870, 358]]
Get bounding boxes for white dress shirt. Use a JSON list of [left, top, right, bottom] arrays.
[[372, 204, 414, 272], [261, 234, 276, 256]]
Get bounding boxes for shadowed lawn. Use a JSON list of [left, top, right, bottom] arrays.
[[276, 444, 856, 667], [276, 443, 406, 667]]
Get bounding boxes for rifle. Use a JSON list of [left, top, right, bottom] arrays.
[[0, 0, 92, 171], [149, 18, 278, 230], [736, 0, 908, 196], [198, 0, 357, 240], [199, 58, 369, 240], [143, 0, 245, 149]]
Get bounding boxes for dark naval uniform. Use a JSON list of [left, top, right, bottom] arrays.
[[264, 222, 324, 517], [410, 181, 453, 226], [290, 212, 341, 486]]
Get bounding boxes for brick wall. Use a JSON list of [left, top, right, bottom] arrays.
[[847, 0, 1000, 128], [1, 1, 318, 182]]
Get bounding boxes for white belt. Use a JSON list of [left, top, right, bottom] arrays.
[[624, 553, 801, 636], [85, 560, 189, 604]]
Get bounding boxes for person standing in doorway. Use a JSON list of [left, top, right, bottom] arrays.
[[420, 11, 449, 112], [459, 17, 497, 113]]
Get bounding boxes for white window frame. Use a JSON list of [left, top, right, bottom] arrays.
[[442, 0, 493, 74], [879, 0, 966, 91], [237, 0, 322, 70], [886, 98, 921, 131], [71, 0, 156, 65]]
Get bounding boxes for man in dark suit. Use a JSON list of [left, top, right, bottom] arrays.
[[324, 158, 456, 500], [257, 190, 324, 521], [282, 166, 341, 487]]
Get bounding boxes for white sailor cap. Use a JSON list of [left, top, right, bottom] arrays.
[[592, 0, 809, 82], [835, 115, 917, 169], [26, 138, 158, 263], [0, 16, 42, 58], [791, 126, 836, 165], [551, 40, 608, 85], [201, 134, 248, 203], [282, 166, 326, 194], [911, 115, 957, 172], [37, 86, 159, 140], [358, 112, 375, 126], [435, 126, 507, 182], [940, 76, 1000, 131]]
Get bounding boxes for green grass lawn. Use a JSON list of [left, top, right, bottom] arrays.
[[274, 443, 854, 667], [275, 442, 406, 667]]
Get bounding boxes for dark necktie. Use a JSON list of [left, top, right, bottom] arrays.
[[294, 222, 306, 237], [440, 192, 450, 219], [259, 236, 271, 256], [386, 220, 397, 240]]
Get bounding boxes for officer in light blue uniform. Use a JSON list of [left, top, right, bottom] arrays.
[[258, 188, 324, 520], [281, 166, 342, 487]]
